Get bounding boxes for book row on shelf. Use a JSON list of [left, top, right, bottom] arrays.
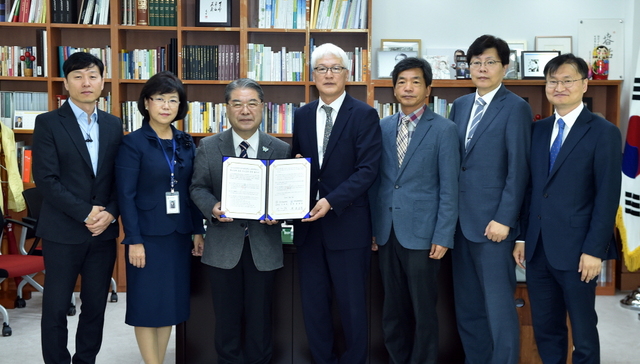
[[309, 0, 368, 29], [1, 0, 47, 23], [78, 0, 111, 25], [0, 45, 44, 77], [247, 44, 304, 82], [59, 46, 112, 78], [123, 0, 177, 27], [183, 44, 239, 81], [255, 0, 307, 29], [121, 101, 303, 135], [373, 97, 453, 119], [16, 141, 32, 183]]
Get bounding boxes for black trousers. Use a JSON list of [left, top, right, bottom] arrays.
[[41, 238, 116, 364], [378, 226, 440, 364], [206, 237, 277, 364]]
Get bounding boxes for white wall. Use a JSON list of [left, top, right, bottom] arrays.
[[372, 0, 638, 130]]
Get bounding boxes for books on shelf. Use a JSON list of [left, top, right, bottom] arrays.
[[120, 0, 176, 26], [2, 0, 47, 23], [183, 101, 228, 134], [0, 91, 48, 129], [246, 44, 305, 82], [58, 46, 111, 78], [15, 142, 33, 183], [121, 100, 143, 132], [261, 102, 303, 134], [256, 0, 306, 29], [0, 45, 46, 77], [182, 45, 239, 81], [120, 46, 174, 80], [310, 0, 367, 29], [51, 0, 79, 23], [78, 0, 110, 25]]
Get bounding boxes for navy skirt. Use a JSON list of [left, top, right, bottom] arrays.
[[125, 231, 192, 327]]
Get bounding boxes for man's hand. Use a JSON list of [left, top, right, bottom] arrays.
[[371, 237, 378, 251], [260, 218, 280, 225], [302, 198, 331, 222], [212, 202, 233, 223], [129, 244, 146, 268], [429, 244, 448, 259], [579, 253, 602, 283], [192, 234, 204, 256], [87, 205, 104, 221], [86, 210, 114, 236], [513, 243, 526, 269], [484, 220, 510, 242]]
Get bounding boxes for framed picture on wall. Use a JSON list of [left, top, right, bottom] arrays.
[[380, 39, 421, 53], [377, 50, 417, 78], [196, 0, 232, 27], [535, 36, 572, 54], [521, 51, 560, 79], [504, 50, 519, 79]]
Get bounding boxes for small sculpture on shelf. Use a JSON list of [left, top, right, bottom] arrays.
[[592, 45, 610, 80]]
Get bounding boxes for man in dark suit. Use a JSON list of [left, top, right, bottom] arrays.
[[513, 54, 621, 364], [32, 52, 122, 364], [190, 78, 291, 364], [369, 57, 459, 364], [292, 43, 381, 364], [448, 35, 532, 364]]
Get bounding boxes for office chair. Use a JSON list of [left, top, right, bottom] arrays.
[[21, 188, 119, 313], [0, 211, 44, 337]]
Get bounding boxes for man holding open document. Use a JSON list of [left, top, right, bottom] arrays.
[[190, 78, 291, 364]]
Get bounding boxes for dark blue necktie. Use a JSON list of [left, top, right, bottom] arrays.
[[240, 141, 250, 235], [549, 118, 565, 171]]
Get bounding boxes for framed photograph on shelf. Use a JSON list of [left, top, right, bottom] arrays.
[[196, 0, 231, 27], [507, 41, 527, 57], [380, 39, 421, 53], [504, 50, 519, 79], [377, 50, 418, 78], [521, 51, 560, 79], [535, 36, 572, 53]]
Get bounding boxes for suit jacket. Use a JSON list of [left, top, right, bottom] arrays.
[[524, 108, 621, 271], [449, 84, 532, 242], [115, 121, 205, 246], [370, 107, 459, 249], [32, 101, 122, 244], [291, 93, 381, 250], [190, 129, 291, 271]]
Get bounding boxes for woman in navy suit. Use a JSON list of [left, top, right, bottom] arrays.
[[115, 71, 205, 364]]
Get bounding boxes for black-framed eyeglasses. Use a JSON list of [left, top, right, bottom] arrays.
[[545, 78, 586, 88], [314, 66, 347, 74]]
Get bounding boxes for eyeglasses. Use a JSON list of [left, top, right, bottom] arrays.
[[545, 78, 585, 88], [150, 97, 180, 107], [469, 60, 502, 68], [314, 66, 347, 74], [229, 101, 263, 110]]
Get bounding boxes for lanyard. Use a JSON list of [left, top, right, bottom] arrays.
[[156, 137, 177, 192]]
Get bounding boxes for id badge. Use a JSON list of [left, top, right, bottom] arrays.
[[165, 191, 180, 214]]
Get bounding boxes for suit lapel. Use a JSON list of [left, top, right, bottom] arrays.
[[217, 129, 237, 157], [303, 100, 321, 173], [256, 131, 275, 160], [382, 114, 399, 167], [548, 109, 592, 180], [399, 109, 433, 173], [58, 103, 93, 173], [96, 111, 113, 176], [321, 95, 351, 170]]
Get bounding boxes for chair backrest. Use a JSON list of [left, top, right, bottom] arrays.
[[22, 188, 43, 220]]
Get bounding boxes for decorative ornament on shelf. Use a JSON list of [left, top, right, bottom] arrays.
[[20, 51, 36, 77]]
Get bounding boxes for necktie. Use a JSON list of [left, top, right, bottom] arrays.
[[397, 116, 410, 167], [549, 118, 565, 171], [239, 141, 249, 158], [239, 141, 250, 235], [466, 97, 486, 149], [321, 105, 333, 155]]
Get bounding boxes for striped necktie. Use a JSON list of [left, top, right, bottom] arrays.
[[549, 118, 565, 171], [397, 116, 410, 167], [239, 141, 249, 158], [466, 97, 486, 149], [321, 105, 333, 155]]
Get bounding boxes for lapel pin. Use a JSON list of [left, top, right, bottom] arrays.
[[262, 146, 269, 152]]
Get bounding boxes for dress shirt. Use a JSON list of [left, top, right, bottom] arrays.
[[68, 98, 100, 175], [232, 129, 259, 158], [398, 104, 427, 144], [464, 85, 501, 141], [549, 103, 583, 148], [316, 91, 346, 167]]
